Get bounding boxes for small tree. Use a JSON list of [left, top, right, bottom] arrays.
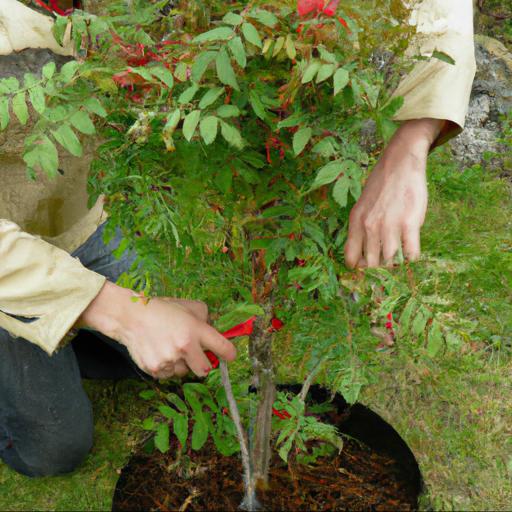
[[1, 0, 418, 508]]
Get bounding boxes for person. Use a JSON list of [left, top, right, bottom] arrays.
[[0, 0, 476, 477]]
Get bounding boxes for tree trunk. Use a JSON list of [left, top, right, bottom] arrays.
[[249, 305, 275, 487]]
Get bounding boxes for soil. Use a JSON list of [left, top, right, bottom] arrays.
[[112, 386, 421, 511]]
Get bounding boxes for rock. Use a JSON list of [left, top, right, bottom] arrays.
[[449, 35, 512, 168]]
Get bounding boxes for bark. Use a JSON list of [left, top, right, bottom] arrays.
[[249, 304, 275, 488]]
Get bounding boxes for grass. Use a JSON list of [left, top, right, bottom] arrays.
[[1, 148, 511, 511]]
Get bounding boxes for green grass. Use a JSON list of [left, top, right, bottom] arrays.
[[1, 148, 511, 511]]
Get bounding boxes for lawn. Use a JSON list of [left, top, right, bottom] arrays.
[[0, 148, 510, 511]]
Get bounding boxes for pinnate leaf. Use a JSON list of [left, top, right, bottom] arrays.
[[183, 110, 201, 141], [52, 123, 83, 157], [293, 127, 312, 155], [12, 92, 29, 125], [199, 116, 219, 145], [242, 22, 262, 48], [333, 68, 349, 96]]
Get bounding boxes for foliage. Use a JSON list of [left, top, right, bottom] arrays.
[[0, 0, 494, 498]]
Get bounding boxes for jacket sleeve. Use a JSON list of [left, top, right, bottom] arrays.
[[0, 220, 106, 355], [391, 0, 477, 147]]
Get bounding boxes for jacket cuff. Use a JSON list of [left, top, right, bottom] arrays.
[[0, 220, 106, 355]]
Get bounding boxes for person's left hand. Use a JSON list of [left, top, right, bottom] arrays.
[[344, 118, 444, 268]]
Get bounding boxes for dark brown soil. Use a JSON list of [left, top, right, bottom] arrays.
[[113, 436, 416, 512], [113, 386, 420, 512]]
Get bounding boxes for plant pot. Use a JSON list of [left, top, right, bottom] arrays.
[[112, 384, 422, 511]]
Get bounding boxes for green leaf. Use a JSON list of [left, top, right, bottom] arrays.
[[220, 120, 244, 149], [174, 61, 188, 82], [178, 83, 199, 104], [223, 12, 243, 25], [60, 61, 80, 83], [215, 304, 264, 333], [249, 9, 278, 28], [52, 123, 83, 157], [293, 127, 312, 155], [173, 414, 189, 448], [149, 66, 174, 89], [216, 104, 240, 118], [38, 136, 59, 177], [249, 90, 267, 121], [427, 320, 444, 357], [399, 299, 418, 334], [139, 389, 157, 400], [412, 306, 432, 337], [154, 423, 170, 453], [216, 49, 239, 91], [12, 92, 29, 125], [164, 109, 181, 134], [166, 392, 188, 414], [52, 14, 68, 45], [199, 87, 225, 109], [379, 96, 404, 118], [28, 85, 46, 115], [142, 417, 156, 430], [199, 116, 219, 145], [302, 60, 321, 84], [310, 160, 347, 190], [242, 22, 262, 48], [316, 64, 335, 83], [183, 110, 201, 141], [42, 61, 56, 80], [129, 66, 153, 81], [0, 97, 9, 130], [69, 110, 96, 135], [285, 35, 296, 60], [193, 26, 234, 44], [83, 97, 107, 117], [191, 415, 209, 450], [432, 50, 455, 65], [0, 77, 19, 93], [272, 36, 285, 58], [332, 176, 350, 207], [191, 51, 217, 82], [158, 405, 177, 419], [333, 68, 349, 96], [228, 36, 247, 68]]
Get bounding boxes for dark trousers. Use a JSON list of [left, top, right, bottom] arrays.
[[0, 224, 146, 477]]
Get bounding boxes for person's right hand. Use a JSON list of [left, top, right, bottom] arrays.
[[78, 281, 236, 380]]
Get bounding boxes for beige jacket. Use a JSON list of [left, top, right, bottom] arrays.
[[0, 0, 476, 355]]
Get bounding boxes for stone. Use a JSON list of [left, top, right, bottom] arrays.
[[449, 35, 512, 168]]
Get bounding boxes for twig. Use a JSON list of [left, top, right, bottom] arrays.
[[220, 361, 260, 511], [299, 354, 330, 403]]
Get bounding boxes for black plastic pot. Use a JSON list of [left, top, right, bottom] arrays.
[[112, 384, 422, 511]]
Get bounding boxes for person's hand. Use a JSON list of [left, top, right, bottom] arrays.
[[78, 282, 236, 379], [344, 118, 444, 268]]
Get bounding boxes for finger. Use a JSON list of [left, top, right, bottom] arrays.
[[182, 339, 214, 378], [199, 324, 237, 362], [344, 211, 365, 269], [382, 227, 401, 267], [364, 226, 381, 268], [402, 223, 421, 261], [154, 361, 175, 380], [174, 360, 189, 377]]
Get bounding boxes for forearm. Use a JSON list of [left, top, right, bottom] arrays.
[[381, 118, 444, 167]]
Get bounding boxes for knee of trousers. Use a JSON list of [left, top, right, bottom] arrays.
[[1, 409, 94, 478]]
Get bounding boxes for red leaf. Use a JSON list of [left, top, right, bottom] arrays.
[[323, 0, 340, 16], [271, 318, 284, 331], [272, 407, 291, 419], [297, 0, 325, 18]]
